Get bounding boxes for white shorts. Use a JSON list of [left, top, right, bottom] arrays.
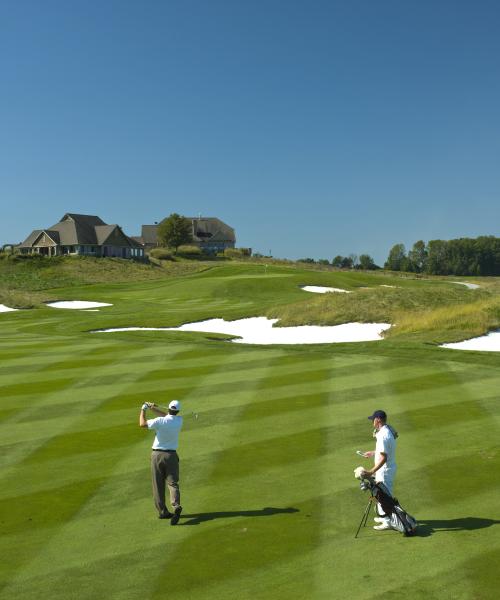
[[375, 471, 395, 496]]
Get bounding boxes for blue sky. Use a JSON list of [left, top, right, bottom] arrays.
[[1, 0, 499, 264]]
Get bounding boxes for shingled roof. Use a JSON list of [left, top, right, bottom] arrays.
[[47, 213, 106, 245], [190, 217, 235, 243], [20, 213, 140, 248]]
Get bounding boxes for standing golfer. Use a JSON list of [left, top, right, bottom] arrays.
[[361, 409, 398, 531], [139, 400, 183, 524]]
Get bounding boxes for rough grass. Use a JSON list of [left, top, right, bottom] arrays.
[[392, 296, 500, 342], [267, 284, 497, 337]]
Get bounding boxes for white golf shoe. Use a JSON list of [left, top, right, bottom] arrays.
[[373, 521, 393, 531], [373, 517, 385, 523]]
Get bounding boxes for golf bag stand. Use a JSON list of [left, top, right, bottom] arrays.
[[354, 494, 376, 539], [355, 476, 418, 537]]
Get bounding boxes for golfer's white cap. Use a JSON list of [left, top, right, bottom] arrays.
[[169, 400, 181, 411]]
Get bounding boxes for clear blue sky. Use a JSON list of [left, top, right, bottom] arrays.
[[1, 0, 499, 264]]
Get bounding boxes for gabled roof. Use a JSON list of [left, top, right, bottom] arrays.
[[190, 217, 235, 243], [95, 224, 143, 247], [20, 229, 60, 247], [20, 213, 140, 249], [46, 213, 107, 245], [20, 229, 44, 247], [33, 230, 61, 245], [95, 225, 118, 245]]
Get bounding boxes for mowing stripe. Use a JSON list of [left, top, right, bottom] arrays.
[[0, 344, 284, 598]]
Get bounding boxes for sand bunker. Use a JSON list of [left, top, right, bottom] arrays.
[[0, 304, 18, 313], [95, 317, 391, 345], [47, 301, 112, 310], [301, 286, 351, 294], [441, 330, 500, 352], [452, 282, 480, 290]]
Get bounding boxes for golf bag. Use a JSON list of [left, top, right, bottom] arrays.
[[363, 477, 417, 536], [369, 479, 417, 536]]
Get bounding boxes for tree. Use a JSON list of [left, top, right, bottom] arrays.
[[384, 236, 499, 275], [426, 240, 448, 274], [407, 240, 428, 273], [332, 255, 343, 268], [385, 244, 407, 271], [358, 254, 378, 270], [349, 253, 359, 268], [157, 213, 193, 253], [298, 258, 316, 263], [340, 256, 353, 269]]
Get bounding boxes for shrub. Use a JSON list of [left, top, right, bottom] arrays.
[[149, 247, 173, 260], [177, 245, 202, 256], [224, 247, 252, 258]]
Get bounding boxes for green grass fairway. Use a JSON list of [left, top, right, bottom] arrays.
[[1, 263, 499, 599]]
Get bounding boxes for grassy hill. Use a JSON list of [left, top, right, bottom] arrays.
[[0, 254, 210, 307], [2, 255, 499, 343], [1, 258, 499, 599]]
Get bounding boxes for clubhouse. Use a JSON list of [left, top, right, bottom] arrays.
[[19, 213, 144, 259]]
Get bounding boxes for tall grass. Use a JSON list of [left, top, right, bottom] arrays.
[[267, 285, 500, 342], [392, 297, 500, 342]]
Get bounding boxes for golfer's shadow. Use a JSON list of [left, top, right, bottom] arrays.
[[416, 517, 500, 537], [180, 506, 299, 525]]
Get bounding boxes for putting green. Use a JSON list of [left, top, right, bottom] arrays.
[[0, 263, 499, 599]]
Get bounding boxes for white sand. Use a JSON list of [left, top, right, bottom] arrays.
[[301, 286, 351, 294], [47, 301, 112, 310], [452, 281, 480, 290], [0, 304, 18, 312], [441, 330, 500, 352], [95, 317, 391, 345]]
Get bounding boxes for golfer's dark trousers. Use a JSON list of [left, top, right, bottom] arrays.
[[151, 450, 180, 515]]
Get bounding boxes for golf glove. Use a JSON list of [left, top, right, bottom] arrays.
[[141, 403, 149, 411]]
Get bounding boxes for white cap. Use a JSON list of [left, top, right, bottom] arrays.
[[169, 400, 181, 411]]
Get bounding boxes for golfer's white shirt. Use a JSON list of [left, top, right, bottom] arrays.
[[374, 425, 397, 490], [147, 414, 183, 450]]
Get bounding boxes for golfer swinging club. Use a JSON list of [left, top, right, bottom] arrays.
[[360, 409, 398, 531], [139, 400, 183, 524]]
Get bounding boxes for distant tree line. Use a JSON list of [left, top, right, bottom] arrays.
[[298, 253, 379, 270], [385, 236, 500, 275]]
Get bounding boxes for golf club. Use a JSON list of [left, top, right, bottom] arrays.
[[149, 404, 198, 419]]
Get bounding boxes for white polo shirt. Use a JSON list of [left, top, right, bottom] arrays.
[[374, 424, 397, 484], [147, 414, 183, 450]]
